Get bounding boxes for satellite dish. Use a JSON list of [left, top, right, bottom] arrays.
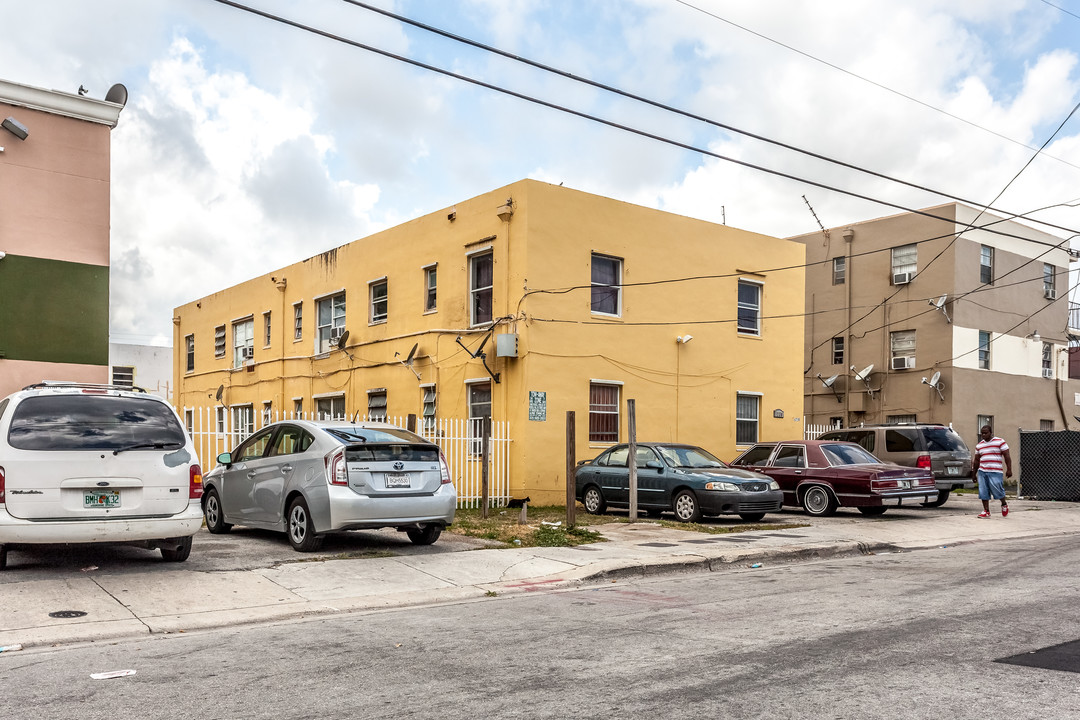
[[816, 373, 842, 403], [929, 371, 941, 387], [928, 294, 952, 323], [336, 330, 350, 350], [215, 385, 224, 403], [405, 342, 418, 365], [853, 364, 874, 381], [104, 83, 128, 106], [397, 342, 422, 381]]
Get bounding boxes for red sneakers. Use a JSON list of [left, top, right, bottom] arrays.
[[977, 511, 992, 518], [1002, 504, 1010, 517]]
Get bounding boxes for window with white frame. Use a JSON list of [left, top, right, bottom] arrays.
[[1043, 342, 1053, 377], [316, 395, 345, 420], [890, 329, 916, 363], [262, 401, 272, 426], [293, 398, 303, 418], [231, 404, 254, 448], [468, 382, 492, 454], [469, 252, 493, 326], [370, 279, 388, 324], [831, 337, 844, 365], [263, 311, 272, 347], [184, 408, 194, 438], [112, 366, 134, 388], [421, 384, 437, 432], [891, 244, 917, 280], [185, 334, 195, 373], [1044, 264, 1057, 296], [215, 406, 227, 435], [735, 394, 759, 445], [589, 383, 620, 443], [233, 318, 254, 368], [980, 245, 994, 284], [591, 253, 622, 316], [367, 389, 387, 422], [977, 414, 994, 435], [214, 325, 227, 357], [316, 293, 346, 353], [832, 257, 846, 285], [737, 281, 761, 336], [293, 302, 303, 341], [978, 330, 991, 370], [424, 265, 437, 313]]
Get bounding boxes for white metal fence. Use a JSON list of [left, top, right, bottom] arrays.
[[181, 408, 512, 508], [804, 423, 834, 440]]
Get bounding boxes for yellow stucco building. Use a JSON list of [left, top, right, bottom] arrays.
[[174, 180, 805, 504]]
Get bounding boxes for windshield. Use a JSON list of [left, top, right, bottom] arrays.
[[821, 443, 880, 466], [8, 395, 186, 451], [656, 445, 727, 469]]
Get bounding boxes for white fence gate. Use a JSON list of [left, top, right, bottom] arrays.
[[181, 408, 511, 508]]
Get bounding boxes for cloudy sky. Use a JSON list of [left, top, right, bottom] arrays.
[[3, 0, 1079, 345]]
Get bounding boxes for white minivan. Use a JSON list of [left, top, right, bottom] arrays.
[[0, 382, 204, 569]]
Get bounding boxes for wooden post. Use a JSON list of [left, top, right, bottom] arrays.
[[481, 415, 491, 519], [627, 398, 637, 523], [566, 410, 576, 528], [406, 413, 417, 433]]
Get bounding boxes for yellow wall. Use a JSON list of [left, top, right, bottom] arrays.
[[175, 179, 805, 504]]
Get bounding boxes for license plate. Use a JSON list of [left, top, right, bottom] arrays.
[[898, 480, 910, 489], [385, 473, 411, 488], [85, 490, 121, 508], [946, 466, 960, 475]]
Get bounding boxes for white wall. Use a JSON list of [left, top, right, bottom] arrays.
[[108, 343, 173, 400]]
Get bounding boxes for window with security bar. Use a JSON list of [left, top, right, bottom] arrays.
[[589, 383, 619, 443], [111, 366, 134, 388], [735, 394, 759, 445], [316, 395, 345, 420]]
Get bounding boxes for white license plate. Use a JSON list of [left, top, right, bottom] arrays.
[[946, 466, 960, 475], [385, 473, 411, 488], [85, 490, 121, 508]]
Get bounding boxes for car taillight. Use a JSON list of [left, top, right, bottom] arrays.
[[0, 466, 5, 504], [916, 454, 932, 470], [326, 447, 348, 485], [189, 464, 203, 499], [439, 451, 452, 484], [871, 478, 898, 491]]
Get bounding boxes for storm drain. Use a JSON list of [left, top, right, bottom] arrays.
[[636, 542, 679, 548], [48, 610, 88, 619], [996, 640, 1080, 674]]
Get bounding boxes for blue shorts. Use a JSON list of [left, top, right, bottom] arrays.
[[978, 470, 1006, 501]]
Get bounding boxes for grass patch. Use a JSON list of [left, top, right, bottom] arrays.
[[447, 505, 806, 547]]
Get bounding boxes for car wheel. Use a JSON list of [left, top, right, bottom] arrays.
[[801, 486, 838, 517], [672, 490, 702, 523], [203, 489, 233, 534], [921, 489, 950, 508], [406, 525, 442, 546], [857, 506, 888, 516], [287, 497, 324, 552], [0, 544, 7, 571], [739, 512, 766, 522], [582, 485, 607, 515], [159, 535, 193, 562]]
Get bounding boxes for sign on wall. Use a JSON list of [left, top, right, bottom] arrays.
[[528, 391, 546, 421]]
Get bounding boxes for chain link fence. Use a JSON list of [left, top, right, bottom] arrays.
[[1019, 430, 1080, 501]]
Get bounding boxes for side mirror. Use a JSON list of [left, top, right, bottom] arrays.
[[217, 451, 233, 466], [645, 460, 664, 471]]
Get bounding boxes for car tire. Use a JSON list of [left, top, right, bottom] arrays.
[[857, 506, 888, 516], [159, 535, 193, 562], [582, 485, 607, 515], [801, 486, 838, 517], [921, 489, 950, 508], [672, 490, 702, 523], [739, 512, 766, 522], [0, 544, 7, 571], [203, 489, 233, 534], [406, 525, 442, 546], [287, 497, 324, 552]]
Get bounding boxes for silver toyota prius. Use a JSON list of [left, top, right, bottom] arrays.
[[202, 420, 456, 551]]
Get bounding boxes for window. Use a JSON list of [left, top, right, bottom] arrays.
[[980, 245, 994, 284], [978, 330, 991, 370], [977, 415, 994, 435], [214, 325, 226, 357], [1043, 342, 1053, 377], [185, 334, 195, 373], [262, 401, 272, 426], [737, 281, 761, 336], [367, 389, 387, 422], [422, 384, 437, 432], [293, 398, 303, 418], [316, 293, 346, 353], [370, 279, 388, 324], [891, 244, 917, 279], [1041, 419, 1055, 431], [890, 329, 915, 363], [316, 395, 345, 420], [424, 265, 437, 313], [831, 337, 844, 365], [293, 302, 303, 341], [1044, 264, 1057, 296], [829, 416, 844, 430], [736, 394, 759, 445], [886, 416, 917, 427], [184, 408, 194, 438], [233, 318, 254, 368], [591, 253, 622, 316], [231, 404, 254, 448], [263, 312, 272, 347], [215, 406, 227, 435], [832, 257, 846, 285], [589, 383, 620, 443], [773, 445, 805, 468], [112, 366, 134, 388], [468, 382, 492, 454], [469, 252, 493, 326]]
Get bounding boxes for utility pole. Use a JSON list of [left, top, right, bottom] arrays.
[[628, 399, 637, 523]]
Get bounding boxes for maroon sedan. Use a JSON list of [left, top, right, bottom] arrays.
[[729, 440, 937, 517]]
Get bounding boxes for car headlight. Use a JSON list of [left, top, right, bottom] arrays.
[[704, 481, 739, 492], [768, 479, 780, 491]]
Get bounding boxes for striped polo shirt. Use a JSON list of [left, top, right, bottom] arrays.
[[976, 437, 1009, 473]]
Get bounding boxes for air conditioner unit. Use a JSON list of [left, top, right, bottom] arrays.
[[242, 346, 254, 360], [892, 272, 913, 285], [1042, 368, 1054, 379], [1044, 287, 1057, 300], [891, 356, 915, 370]]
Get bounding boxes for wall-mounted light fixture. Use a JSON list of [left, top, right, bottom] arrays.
[[1026, 330, 1041, 343], [496, 198, 514, 222], [676, 334, 693, 344], [2, 117, 28, 140]]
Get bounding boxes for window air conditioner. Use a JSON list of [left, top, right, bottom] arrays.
[[1044, 287, 1057, 300], [891, 356, 915, 370], [242, 346, 254, 360], [892, 272, 913, 285], [1042, 368, 1054, 379]]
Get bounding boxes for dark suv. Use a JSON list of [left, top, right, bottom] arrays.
[[817, 423, 973, 507]]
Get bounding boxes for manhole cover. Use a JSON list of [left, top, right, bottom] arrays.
[[48, 610, 87, 619]]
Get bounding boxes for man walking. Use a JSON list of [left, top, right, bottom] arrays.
[[973, 425, 1011, 518]]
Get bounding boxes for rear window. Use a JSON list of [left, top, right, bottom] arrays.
[[923, 427, 966, 452], [8, 395, 186, 451], [345, 444, 440, 462], [821, 443, 879, 465], [326, 427, 425, 444]]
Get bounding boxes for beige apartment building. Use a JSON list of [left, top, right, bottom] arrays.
[[791, 202, 1079, 456]]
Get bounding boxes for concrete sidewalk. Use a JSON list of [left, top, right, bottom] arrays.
[[2, 494, 1078, 651]]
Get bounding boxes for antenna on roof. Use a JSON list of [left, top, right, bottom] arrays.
[[928, 294, 951, 323]]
